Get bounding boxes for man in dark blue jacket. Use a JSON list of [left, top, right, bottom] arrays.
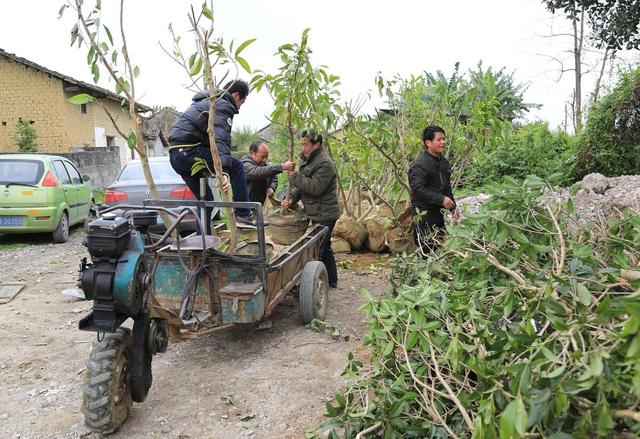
[[168, 80, 251, 233], [408, 125, 457, 255]]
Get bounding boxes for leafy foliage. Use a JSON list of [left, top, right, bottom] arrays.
[[574, 66, 640, 178], [317, 176, 640, 438], [466, 122, 578, 188], [543, 0, 640, 50], [331, 63, 537, 213], [251, 29, 343, 160], [232, 125, 261, 152], [14, 118, 38, 153]]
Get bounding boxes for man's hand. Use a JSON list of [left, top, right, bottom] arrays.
[[453, 208, 462, 222], [287, 169, 297, 178], [281, 198, 291, 210], [281, 161, 295, 172], [442, 196, 455, 210], [219, 174, 230, 193], [266, 188, 275, 198]]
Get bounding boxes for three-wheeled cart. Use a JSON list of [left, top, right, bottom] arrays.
[[76, 199, 329, 434]]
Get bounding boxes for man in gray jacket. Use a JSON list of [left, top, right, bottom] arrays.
[[240, 141, 294, 204], [282, 129, 340, 288]]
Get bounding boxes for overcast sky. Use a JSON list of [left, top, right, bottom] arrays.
[[1, 0, 637, 133]]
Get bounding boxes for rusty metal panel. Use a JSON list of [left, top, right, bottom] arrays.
[[220, 286, 265, 324], [152, 256, 209, 312]]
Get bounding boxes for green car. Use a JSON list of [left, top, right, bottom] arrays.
[[0, 154, 93, 243]]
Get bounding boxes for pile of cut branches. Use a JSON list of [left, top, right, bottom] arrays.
[[316, 176, 640, 438]]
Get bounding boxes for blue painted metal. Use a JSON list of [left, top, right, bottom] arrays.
[[153, 256, 210, 311], [220, 288, 265, 324], [113, 232, 145, 316]]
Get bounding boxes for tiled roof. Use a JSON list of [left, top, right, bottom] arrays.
[[0, 47, 151, 112]]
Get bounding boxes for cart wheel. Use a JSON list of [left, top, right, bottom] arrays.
[[299, 261, 329, 324], [82, 328, 133, 434]]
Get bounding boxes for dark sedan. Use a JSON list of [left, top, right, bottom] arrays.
[[103, 156, 220, 233]]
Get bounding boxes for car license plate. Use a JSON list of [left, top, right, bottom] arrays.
[[0, 216, 24, 226]]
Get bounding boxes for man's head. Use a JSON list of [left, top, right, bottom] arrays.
[[249, 140, 269, 166], [223, 79, 250, 110], [300, 128, 323, 158], [422, 125, 446, 156]]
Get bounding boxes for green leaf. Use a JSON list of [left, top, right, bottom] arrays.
[[189, 57, 203, 77], [382, 340, 394, 356], [99, 42, 109, 53], [627, 333, 640, 358], [127, 132, 137, 149], [91, 63, 100, 83], [58, 4, 68, 18], [588, 353, 603, 377], [575, 283, 592, 306], [499, 396, 527, 439], [202, 3, 213, 20], [67, 94, 95, 105], [87, 45, 96, 65], [133, 66, 140, 78], [567, 197, 574, 215], [104, 25, 114, 45], [235, 38, 256, 57], [548, 434, 574, 439], [236, 56, 251, 74], [510, 228, 529, 245], [596, 400, 614, 435]]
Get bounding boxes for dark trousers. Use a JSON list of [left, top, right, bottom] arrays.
[[170, 146, 250, 234], [312, 219, 338, 287], [412, 212, 445, 256]]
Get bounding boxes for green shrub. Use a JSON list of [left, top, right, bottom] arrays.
[[465, 122, 578, 188], [317, 176, 640, 438], [14, 118, 38, 153], [574, 66, 640, 178]]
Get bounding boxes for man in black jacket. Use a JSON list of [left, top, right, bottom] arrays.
[[168, 80, 251, 234], [408, 125, 457, 254], [240, 141, 294, 204]]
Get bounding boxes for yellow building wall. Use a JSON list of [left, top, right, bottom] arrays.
[[0, 57, 68, 152], [63, 93, 134, 149], [0, 56, 134, 154]]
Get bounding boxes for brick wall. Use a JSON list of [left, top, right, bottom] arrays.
[[57, 148, 121, 190], [0, 58, 68, 152], [0, 57, 135, 156]]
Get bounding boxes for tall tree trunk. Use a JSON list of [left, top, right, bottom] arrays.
[[572, 9, 584, 134]]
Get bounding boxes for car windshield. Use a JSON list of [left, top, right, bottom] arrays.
[[0, 159, 44, 185], [117, 161, 178, 182]]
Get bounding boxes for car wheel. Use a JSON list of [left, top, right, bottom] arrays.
[[52, 212, 69, 243]]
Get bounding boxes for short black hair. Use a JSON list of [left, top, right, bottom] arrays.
[[249, 140, 264, 153], [422, 125, 445, 143], [223, 79, 250, 99], [300, 128, 323, 145]]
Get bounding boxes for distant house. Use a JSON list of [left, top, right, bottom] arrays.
[[0, 48, 151, 168]]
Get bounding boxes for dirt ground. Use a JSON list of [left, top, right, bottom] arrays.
[[0, 228, 390, 439]]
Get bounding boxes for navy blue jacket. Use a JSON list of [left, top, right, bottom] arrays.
[[168, 90, 237, 156]]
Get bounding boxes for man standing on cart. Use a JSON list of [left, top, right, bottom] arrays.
[[282, 129, 339, 288], [168, 80, 253, 234]]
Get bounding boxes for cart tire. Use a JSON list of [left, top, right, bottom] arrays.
[[82, 328, 133, 434], [299, 261, 329, 324]]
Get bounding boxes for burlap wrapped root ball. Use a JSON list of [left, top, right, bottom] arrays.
[[331, 237, 352, 253], [333, 216, 368, 251], [364, 217, 386, 253]]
